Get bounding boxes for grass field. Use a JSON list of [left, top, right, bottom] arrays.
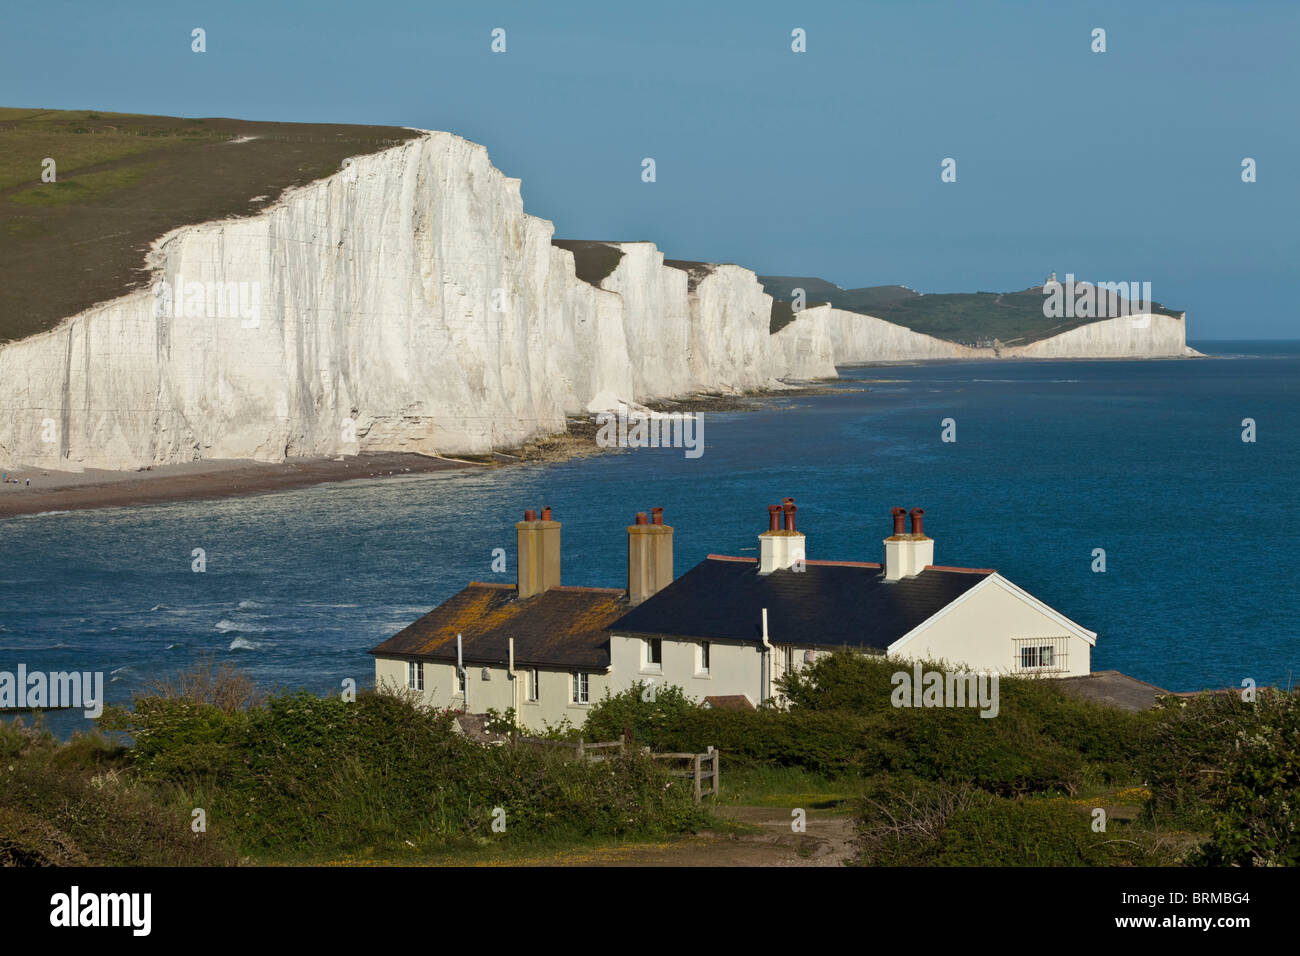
[[0, 107, 420, 343]]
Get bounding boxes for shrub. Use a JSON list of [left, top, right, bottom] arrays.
[[854, 775, 1182, 866]]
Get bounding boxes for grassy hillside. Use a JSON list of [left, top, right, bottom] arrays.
[[0, 107, 420, 343], [551, 239, 625, 286], [760, 275, 1182, 344]]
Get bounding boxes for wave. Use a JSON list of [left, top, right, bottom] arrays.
[[214, 619, 269, 634], [228, 637, 265, 651], [237, 600, 263, 610], [149, 604, 168, 611]]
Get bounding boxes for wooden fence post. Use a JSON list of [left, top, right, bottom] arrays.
[[577, 737, 585, 761], [693, 754, 702, 802]]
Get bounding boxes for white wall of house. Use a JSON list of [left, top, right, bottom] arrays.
[[607, 633, 821, 706], [886, 574, 1094, 677], [373, 656, 608, 732]]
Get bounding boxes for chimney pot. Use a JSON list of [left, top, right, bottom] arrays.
[[767, 504, 781, 532], [891, 507, 907, 536], [909, 507, 925, 537], [635, 512, 648, 525], [782, 501, 797, 534], [650, 506, 664, 526], [524, 508, 537, 522], [540, 506, 552, 522]]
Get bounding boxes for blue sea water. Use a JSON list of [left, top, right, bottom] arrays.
[[2, 341, 1296, 738]]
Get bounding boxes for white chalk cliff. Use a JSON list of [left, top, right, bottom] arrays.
[[0, 130, 1194, 471]]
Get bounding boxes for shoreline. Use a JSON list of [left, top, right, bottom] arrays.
[[0, 453, 485, 520], [0, 383, 842, 520]]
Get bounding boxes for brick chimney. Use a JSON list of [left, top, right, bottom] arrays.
[[517, 506, 561, 599], [627, 506, 674, 605], [758, 497, 805, 574], [883, 506, 934, 580]]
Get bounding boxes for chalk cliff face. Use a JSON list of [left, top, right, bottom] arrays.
[[1000, 313, 1195, 359], [0, 130, 1194, 472], [0, 134, 814, 471], [807, 306, 984, 364]]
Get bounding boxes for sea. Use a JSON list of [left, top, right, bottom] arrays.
[[2, 340, 1296, 738]]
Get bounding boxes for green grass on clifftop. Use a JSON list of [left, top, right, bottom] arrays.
[[0, 108, 420, 343], [760, 275, 1182, 344]]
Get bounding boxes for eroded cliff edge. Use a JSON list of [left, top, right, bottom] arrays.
[[0, 130, 1193, 471]]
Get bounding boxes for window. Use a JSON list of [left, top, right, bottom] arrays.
[[783, 645, 795, 675], [456, 667, 466, 695], [699, 641, 710, 674], [1015, 638, 1067, 673], [528, 668, 540, 702], [645, 638, 662, 667], [571, 671, 590, 704], [407, 661, 423, 691]]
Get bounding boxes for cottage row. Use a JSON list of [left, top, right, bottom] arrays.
[[370, 500, 1096, 730]]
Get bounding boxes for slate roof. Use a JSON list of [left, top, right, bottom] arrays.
[[369, 583, 626, 670], [609, 556, 993, 652], [1056, 670, 1169, 712]]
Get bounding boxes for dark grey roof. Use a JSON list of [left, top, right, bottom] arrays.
[[1056, 671, 1169, 712], [609, 557, 993, 651]]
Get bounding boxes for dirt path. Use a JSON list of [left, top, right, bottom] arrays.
[[476, 806, 857, 867]]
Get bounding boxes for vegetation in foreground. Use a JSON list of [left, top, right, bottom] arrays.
[[1, 652, 1293, 866], [581, 653, 1298, 866]]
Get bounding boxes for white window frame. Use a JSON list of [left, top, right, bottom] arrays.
[[407, 660, 424, 691], [527, 667, 540, 702], [645, 638, 662, 669], [571, 671, 590, 705], [1014, 637, 1068, 674], [456, 666, 466, 695], [698, 641, 711, 675]]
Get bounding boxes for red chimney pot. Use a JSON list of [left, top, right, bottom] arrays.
[[524, 508, 537, 522], [650, 506, 664, 526], [891, 507, 907, 536], [782, 501, 798, 534], [909, 507, 925, 536], [540, 506, 552, 522], [635, 512, 648, 525], [767, 504, 781, 532]]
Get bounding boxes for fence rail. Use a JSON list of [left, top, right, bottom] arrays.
[[651, 746, 720, 802], [510, 734, 720, 801]]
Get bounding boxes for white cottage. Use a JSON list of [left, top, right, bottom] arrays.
[[370, 501, 1096, 730]]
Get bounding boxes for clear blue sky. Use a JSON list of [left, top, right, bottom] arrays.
[[4, 0, 1296, 338]]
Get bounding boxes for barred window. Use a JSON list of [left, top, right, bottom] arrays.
[[1014, 637, 1068, 673]]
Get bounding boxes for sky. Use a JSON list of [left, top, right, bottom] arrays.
[[3, 0, 1297, 338]]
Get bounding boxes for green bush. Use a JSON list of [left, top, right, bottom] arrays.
[[854, 775, 1180, 867], [108, 686, 703, 858], [0, 722, 232, 866], [1176, 690, 1300, 866]]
